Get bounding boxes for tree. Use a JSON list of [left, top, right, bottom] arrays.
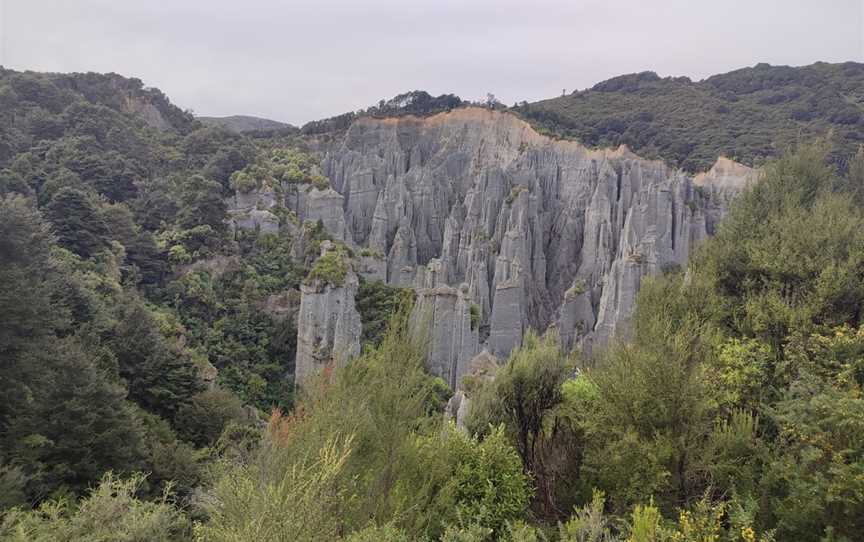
[[583, 274, 717, 514], [467, 330, 579, 517], [175, 174, 227, 234], [0, 195, 65, 356], [174, 389, 249, 447], [393, 424, 531, 538], [44, 187, 110, 258], [759, 325, 864, 541], [0, 195, 151, 502], [108, 297, 203, 420], [3, 338, 147, 500]]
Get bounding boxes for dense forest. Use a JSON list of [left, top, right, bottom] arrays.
[[516, 62, 864, 171], [2, 65, 864, 541]]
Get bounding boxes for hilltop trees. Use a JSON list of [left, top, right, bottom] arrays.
[[517, 62, 864, 171]]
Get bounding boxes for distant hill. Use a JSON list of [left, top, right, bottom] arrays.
[[515, 62, 864, 171], [0, 67, 197, 136], [198, 115, 297, 134]]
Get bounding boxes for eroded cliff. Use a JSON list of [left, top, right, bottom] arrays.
[[269, 107, 753, 387]]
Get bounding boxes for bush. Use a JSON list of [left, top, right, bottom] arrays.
[[344, 523, 411, 542], [356, 279, 415, 346], [469, 304, 481, 330], [228, 170, 258, 193], [396, 424, 531, 538], [0, 473, 192, 542], [174, 389, 250, 447], [304, 245, 349, 288], [467, 330, 578, 516], [194, 433, 353, 542]]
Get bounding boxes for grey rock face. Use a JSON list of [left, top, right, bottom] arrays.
[[294, 259, 362, 387], [444, 351, 500, 430], [287, 186, 348, 241], [445, 391, 471, 430], [123, 95, 172, 131], [410, 284, 480, 390], [305, 108, 751, 383], [231, 209, 280, 234], [226, 189, 280, 233]]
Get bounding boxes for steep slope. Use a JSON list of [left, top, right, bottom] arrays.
[[278, 108, 754, 384], [516, 62, 864, 171]]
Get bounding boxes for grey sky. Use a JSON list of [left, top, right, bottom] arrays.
[[1, 0, 862, 125]]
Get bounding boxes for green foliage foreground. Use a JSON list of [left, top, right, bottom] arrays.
[[196, 311, 530, 541]]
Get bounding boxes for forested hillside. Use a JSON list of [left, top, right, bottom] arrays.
[[2, 65, 864, 541], [516, 62, 864, 171], [0, 68, 326, 512]]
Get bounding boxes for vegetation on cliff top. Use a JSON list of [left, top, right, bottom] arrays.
[[516, 62, 864, 171], [304, 242, 352, 288], [300, 90, 464, 135]]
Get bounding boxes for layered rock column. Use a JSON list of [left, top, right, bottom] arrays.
[[410, 283, 480, 390], [294, 261, 362, 387]]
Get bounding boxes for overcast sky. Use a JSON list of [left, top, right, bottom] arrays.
[[1, 0, 862, 125]]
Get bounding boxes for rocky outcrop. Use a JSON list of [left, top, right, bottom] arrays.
[[294, 249, 362, 387], [444, 351, 500, 430], [445, 391, 472, 429], [410, 282, 480, 390], [123, 95, 172, 131], [259, 290, 301, 322], [286, 185, 348, 240], [312, 108, 752, 369], [226, 189, 280, 234]]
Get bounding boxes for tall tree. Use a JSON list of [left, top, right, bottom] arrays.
[[176, 174, 227, 233], [0, 196, 146, 501], [44, 187, 109, 258]]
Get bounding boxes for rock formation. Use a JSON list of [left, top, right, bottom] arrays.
[[226, 188, 280, 234], [294, 244, 362, 386], [246, 107, 753, 389], [313, 108, 753, 364], [445, 351, 500, 429], [410, 281, 480, 390]]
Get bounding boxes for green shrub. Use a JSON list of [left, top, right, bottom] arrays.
[[469, 303, 481, 330], [564, 279, 587, 299], [344, 523, 411, 542], [228, 170, 258, 193], [0, 473, 191, 542], [304, 245, 349, 288], [358, 247, 385, 259], [196, 434, 354, 542], [174, 388, 250, 447], [356, 279, 414, 346], [559, 490, 617, 542]]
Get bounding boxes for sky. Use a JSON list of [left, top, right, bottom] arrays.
[[1, 0, 862, 125]]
